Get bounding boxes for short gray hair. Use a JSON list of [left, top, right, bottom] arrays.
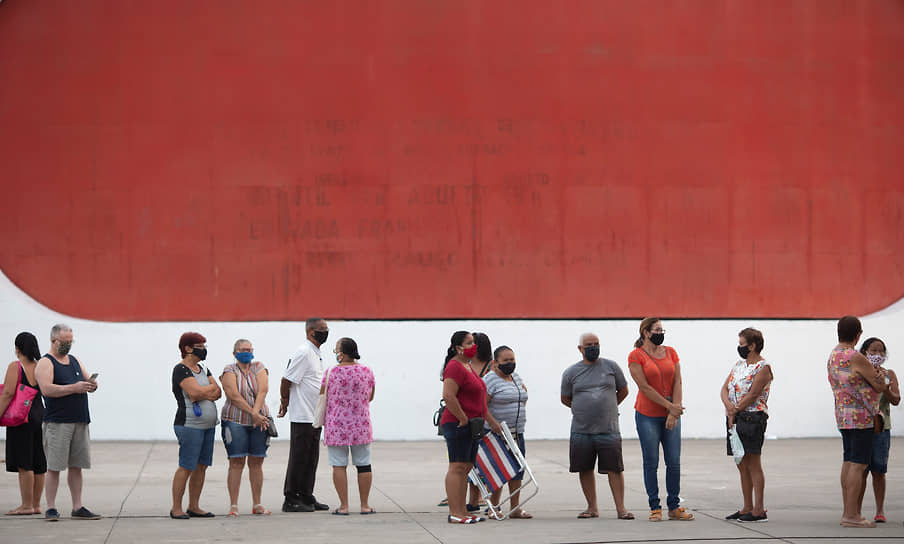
[[51, 323, 72, 341], [233, 338, 252, 352]]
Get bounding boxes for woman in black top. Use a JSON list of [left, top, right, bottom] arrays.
[[0, 332, 46, 515]]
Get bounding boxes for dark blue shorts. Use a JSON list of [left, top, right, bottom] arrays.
[[840, 428, 873, 465], [868, 430, 890, 473], [442, 422, 478, 463], [174, 425, 215, 470], [222, 420, 270, 458]]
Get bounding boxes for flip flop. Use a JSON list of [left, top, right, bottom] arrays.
[[509, 510, 532, 519], [875, 514, 886, 523], [252, 504, 271, 516], [332, 508, 350, 516], [841, 519, 876, 528], [617, 511, 635, 520], [437, 498, 449, 507], [577, 510, 599, 519], [448, 514, 478, 524], [360, 508, 376, 515], [6, 509, 34, 516]]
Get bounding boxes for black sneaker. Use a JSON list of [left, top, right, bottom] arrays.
[[282, 500, 314, 513], [71, 507, 102, 520], [738, 512, 767, 522], [725, 511, 743, 520], [45, 508, 60, 522]]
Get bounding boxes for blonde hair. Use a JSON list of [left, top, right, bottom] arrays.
[[634, 317, 661, 348]]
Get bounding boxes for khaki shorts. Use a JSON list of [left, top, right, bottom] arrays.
[[43, 422, 91, 471]]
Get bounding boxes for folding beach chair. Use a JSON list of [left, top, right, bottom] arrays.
[[467, 421, 539, 520]]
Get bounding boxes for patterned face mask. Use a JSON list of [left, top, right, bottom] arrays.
[[867, 353, 887, 367]]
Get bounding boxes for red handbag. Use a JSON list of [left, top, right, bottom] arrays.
[[0, 364, 38, 427]]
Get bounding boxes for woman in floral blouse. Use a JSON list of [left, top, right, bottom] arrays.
[[720, 328, 772, 523], [322, 337, 375, 515]]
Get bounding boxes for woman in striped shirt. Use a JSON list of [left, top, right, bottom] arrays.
[[220, 339, 272, 516]]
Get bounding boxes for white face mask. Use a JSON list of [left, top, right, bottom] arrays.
[[867, 353, 887, 367]]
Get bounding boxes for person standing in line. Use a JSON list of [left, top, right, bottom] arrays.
[[440, 331, 500, 524], [720, 328, 773, 523], [827, 316, 890, 528], [484, 345, 531, 519], [628, 318, 693, 521], [856, 337, 899, 523], [170, 332, 221, 519], [278, 318, 330, 512], [34, 324, 101, 522], [0, 332, 46, 515], [561, 333, 633, 520], [323, 337, 375, 516], [220, 338, 272, 517]]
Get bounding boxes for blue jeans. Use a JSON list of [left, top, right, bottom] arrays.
[[635, 412, 681, 511]]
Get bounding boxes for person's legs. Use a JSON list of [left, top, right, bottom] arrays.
[[578, 471, 597, 514], [67, 467, 83, 511], [841, 461, 871, 523], [299, 425, 323, 506], [736, 458, 753, 514], [45, 470, 60, 510], [283, 422, 306, 505], [868, 430, 889, 519], [187, 464, 209, 513], [445, 462, 472, 519], [13, 470, 34, 513], [872, 473, 886, 518], [171, 467, 192, 515], [661, 416, 682, 512], [227, 457, 246, 511], [635, 412, 663, 511], [606, 472, 627, 515], [744, 454, 765, 516], [33, 472, 44, 512], [350, 444, 373, 513], [247, 457, 265, 508], [332, 466, 349, 513]]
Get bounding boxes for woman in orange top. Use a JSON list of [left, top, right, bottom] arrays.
[[628, 318, 693, 522]]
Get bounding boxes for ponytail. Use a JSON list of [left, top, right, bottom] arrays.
[[635, 317, 660, 349], [441, 330, 471, 380]]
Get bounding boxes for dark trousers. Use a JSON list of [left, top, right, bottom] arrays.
[[283, 422, 321, 504]]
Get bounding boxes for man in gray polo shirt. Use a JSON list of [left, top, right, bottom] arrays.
[[561, 332, 632, 520]]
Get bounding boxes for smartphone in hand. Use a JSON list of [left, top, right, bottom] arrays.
[[89, 373, 99, 381]]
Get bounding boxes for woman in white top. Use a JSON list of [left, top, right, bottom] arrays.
[[720, 327, 773, 523]]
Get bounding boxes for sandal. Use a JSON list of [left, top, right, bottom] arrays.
[[875, 514, 886, 523], [649, 509, 662, 522], [227, 505, 239, 518], [668, 507, 695, 521], [448, 514, 478, 524], [617, 511, 635, 520], [252, 504, 271, 516], [840, 518, 876, 528], [509, 509, 532, 519], [577, 510, 599, 519], [437, 498, 449, 507]]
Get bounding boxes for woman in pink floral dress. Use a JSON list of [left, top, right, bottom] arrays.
[[321, 337, 375, 515]]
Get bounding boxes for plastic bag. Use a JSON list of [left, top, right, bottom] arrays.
[[729, 424, 745, 464]]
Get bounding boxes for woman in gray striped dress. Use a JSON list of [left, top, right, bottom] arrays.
[[483, 345, 531, 519]]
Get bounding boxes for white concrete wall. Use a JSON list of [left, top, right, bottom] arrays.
[[1, 269, 902, 441]]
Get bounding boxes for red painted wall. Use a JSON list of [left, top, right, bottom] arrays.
[[1, 1, 902, 320]]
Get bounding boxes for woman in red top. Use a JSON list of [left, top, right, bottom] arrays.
[[440, 331, 498, 524], [628, 318, 693, 521]]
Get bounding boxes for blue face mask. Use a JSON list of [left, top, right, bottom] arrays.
[[235, 352, 254, 364]]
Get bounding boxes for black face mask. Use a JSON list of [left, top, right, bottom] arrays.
[[650, 333, 665, 346], [313, 330, 329, 345], [583, 346, 600, 362], [738, 345, 751, 359], [498, 362, 516, 375], [192, 347, 208, 361]]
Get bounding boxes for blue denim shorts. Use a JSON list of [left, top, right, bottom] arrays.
[[221, 420, 270, 458], [840, 428, 873, 465], [174, 425, 215, 470], [441, 422, 478, 463], [868, 430, 890, 473]]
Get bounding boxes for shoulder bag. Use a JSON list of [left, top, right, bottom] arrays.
[[312, 368, 330, 429], [0, 364, 38, 427]]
